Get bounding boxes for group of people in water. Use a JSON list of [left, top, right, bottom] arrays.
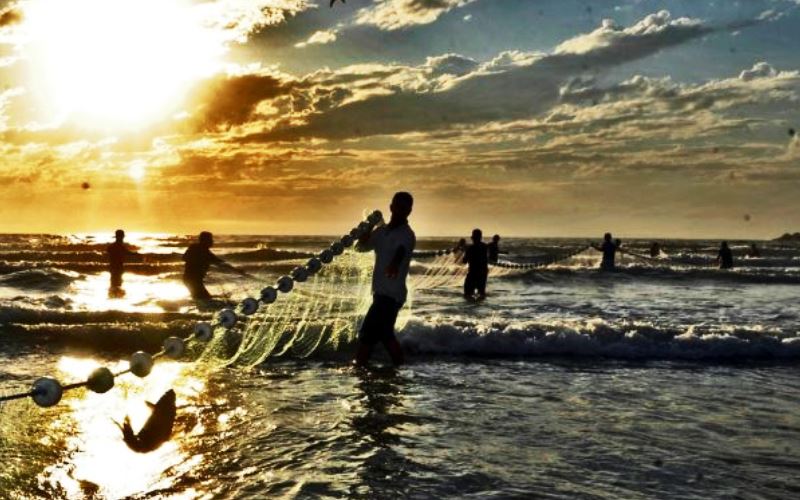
[[104, 192, 766, 367]]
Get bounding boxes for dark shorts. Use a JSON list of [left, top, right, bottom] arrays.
[[359, 294, 402, 346], [464, 270, 487, 297], [184, 275, 212, 300]]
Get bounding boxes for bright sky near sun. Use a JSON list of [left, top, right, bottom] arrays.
[[0, 0, 798, 237]]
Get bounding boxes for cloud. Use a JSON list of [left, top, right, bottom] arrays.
[[295, 28, 338, 48], [241, 10, 717, 142], [355, 0, 477, 31], [739, 61, 778, 81]]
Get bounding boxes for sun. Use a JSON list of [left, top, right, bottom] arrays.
[[21, 0, 224, 131]]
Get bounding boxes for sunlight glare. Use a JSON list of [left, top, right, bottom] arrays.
[[22, 0, 224, 130]]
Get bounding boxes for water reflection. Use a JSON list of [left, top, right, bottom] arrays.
[[37, 356, 207, 498]]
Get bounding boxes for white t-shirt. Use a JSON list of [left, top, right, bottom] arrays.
[[365, 223, 416, 304]]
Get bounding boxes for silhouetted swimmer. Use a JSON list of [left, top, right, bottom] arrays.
[[717, 241, 734, 269], [747, 243, 760, 258], [592, 232, 618, 271], [117, 389, 176, 453], [354, 192, 416, 367], [487, 234, 501, 264], [107, 229, 139, 297], [182, 231, 245, 300], [649, 241, 661, 258], [463, 229, 488, 300]]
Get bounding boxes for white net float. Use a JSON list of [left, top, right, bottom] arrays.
[[87, 367, 114, 393], [306, 257, 322, 274], [291, 266, 308, 283], [319, 249, 333, 264], [130, 351, 153, 378], [330, 241, 344, 256], [163, 336, 186, 359], [260, 286, 277, 304], [239, 297, 259, 315], [340, 234, 354, 247], [219, 309, 238, 329], [368, 210, 383, 225], [194, 322, 213, 341], [32, 377, 63, 407], [277, 275, 294, 293]]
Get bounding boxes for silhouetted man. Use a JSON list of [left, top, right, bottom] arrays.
[[487, 234, 501, 264], [717, 241, 734, 269], [463, 229, 488, 300], [592, 232, 618, 271], [182, 231, 243, 300], [355, 192, 416, 367], [107, 229, 138, 296]]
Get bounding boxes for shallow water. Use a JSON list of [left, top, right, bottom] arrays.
[[1, 233, 800, 498]]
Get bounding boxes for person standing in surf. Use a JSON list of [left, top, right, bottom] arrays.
[[463, 229, 489, 300], [107, 229, 139, 297], [487, 234, 501, 264], [717, 241, 734, 269], [592, 232, 618, 271], [354, 192, 416, 367], [182, 231, 246, 300]]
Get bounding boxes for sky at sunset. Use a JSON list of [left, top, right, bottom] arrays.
[[0, 0, 798, 238]]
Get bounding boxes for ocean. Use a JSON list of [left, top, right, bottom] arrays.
[[1, 232, 799, 498]]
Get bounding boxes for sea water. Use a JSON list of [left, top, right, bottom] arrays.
[[0, 233, 798, 498]]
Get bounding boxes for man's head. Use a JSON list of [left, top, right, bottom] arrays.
[[390, 191, 413, 220], [199, 231, 214, 248], [472, 229, 482, 243], [115, 229, 125, 242], [604, 232, 612, 242], [492, 234, 500, 243]]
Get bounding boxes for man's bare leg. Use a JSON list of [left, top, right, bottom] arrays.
[[384, 338, 404, 366], [354, 343, 372, 367]]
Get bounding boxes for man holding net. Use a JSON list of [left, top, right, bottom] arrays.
[[354, 192, 416, 367]]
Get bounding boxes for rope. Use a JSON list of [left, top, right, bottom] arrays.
[[0, 211, 384, 408]]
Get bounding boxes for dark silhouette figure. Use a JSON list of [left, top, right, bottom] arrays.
[[182, 231, 242, 300], [107, 229, 138, 297], [463, 229, 488, 300], [117, 389, 176, 453], [330, 0, 344, 6], [717, 241, 734, 269], [354, 192, 416, 367], [592, 233, 618, 271], [649, 241, 661, 258], [487, 234, 501, 264], [454, 238, 467, 253], [747, 243, 760, 258]]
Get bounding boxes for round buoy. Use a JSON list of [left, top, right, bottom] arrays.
[[260, 286, 277, 304], [240, 297, 259, 315], [368, 210, 383, 225], [306, 257, 322, 274], [319, 249, 333, 264], [219, 309, 238, 329], [130, 351, 153, 378], [32, 377, 63, 407], [330, 241, 344, 256], [194, 322, 213, 341], [163, 336, 186, 359], [277, 275, 294, 293], [87, 367, 114, 393], [358, 221, 371, 233], [291, 266, 308, 283], [340, 234, 354, 247], [349, 227, 361, 238]]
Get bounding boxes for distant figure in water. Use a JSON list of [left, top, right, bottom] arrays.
[[487, 234, 501, 264], [649, 241, 661, 258], [107, 229, 139, 297], [454, 238, 467, 254], [592, 232, 618, 271], [717, 241, 734, 269], [182, 231, 244, 300], [747, 243, 761, 258], [463, 228, 488, 300], [117, 389, 176, 453], [354, 192, 416, 367]]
